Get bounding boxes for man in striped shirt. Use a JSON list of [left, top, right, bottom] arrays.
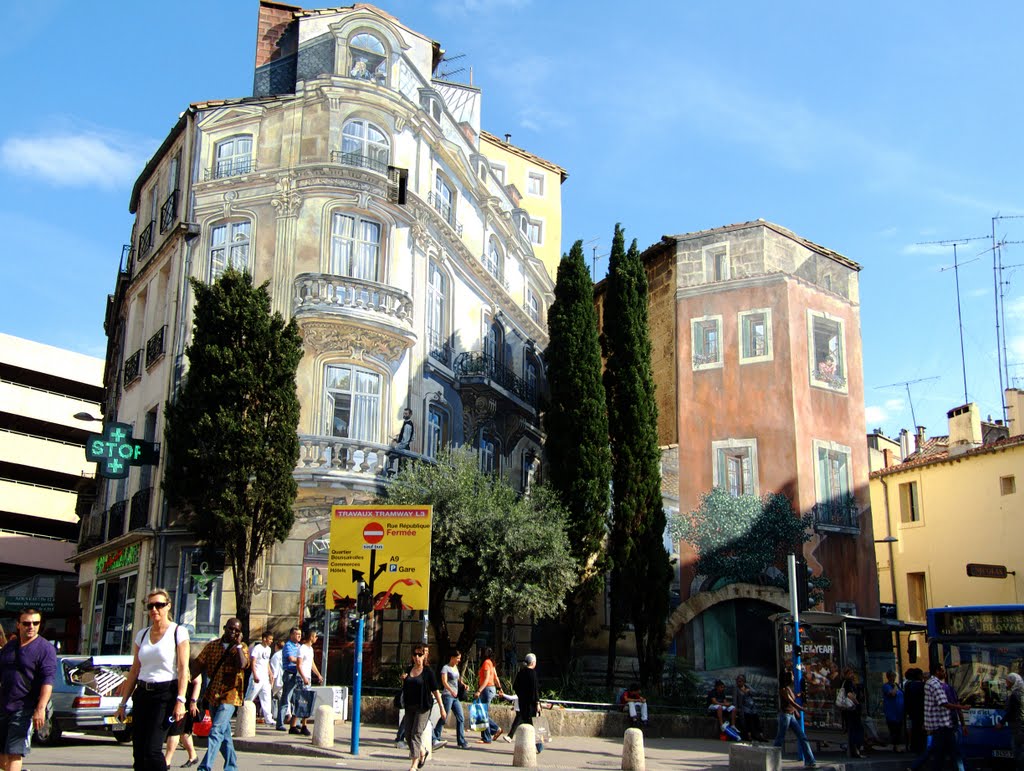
[[912, 662, 966, 771]]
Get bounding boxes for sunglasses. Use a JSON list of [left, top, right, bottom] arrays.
[[20, 620, 41, 627], [146, 601, 169, 611]]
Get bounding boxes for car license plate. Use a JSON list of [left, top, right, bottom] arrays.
[[992, 750, 1013, 758], [104, 716, 132, 727]]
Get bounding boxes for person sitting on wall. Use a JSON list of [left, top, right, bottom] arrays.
[[620, 683, 649, 727], [387, 408, 415, 476], [707, 679, 736, 731]]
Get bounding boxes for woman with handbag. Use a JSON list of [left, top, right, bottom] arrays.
[[289, 629, 322, 735], [474, 647, 503, 743], [400, 644, 446, 770], [115, 588, 191, 771], [839, 667, 865, 757]]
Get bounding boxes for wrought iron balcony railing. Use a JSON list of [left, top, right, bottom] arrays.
[[204, 157, 256, 181], [123, 349, 142, 387], [107, 500, 127, 540], [428, 191, 463, 236], [129, 487, 151, 531], [159, 190, 178, 233], [812, 498, 859, 533], [145, 326, 166, 368], [453, 351, 536, 405], [138, 220, 155, 258], [428, 338, 452, 367], [330, 150, 389, 175]]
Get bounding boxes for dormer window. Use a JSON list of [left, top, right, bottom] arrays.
[[348, 33, 387, 85]]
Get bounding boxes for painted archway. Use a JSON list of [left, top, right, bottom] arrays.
[[663, 582, 790, 645]]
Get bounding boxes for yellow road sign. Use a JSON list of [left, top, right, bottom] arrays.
[[327, 505, 432, 611]]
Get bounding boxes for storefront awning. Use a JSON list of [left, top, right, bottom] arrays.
[[770, 610, 927, 633]]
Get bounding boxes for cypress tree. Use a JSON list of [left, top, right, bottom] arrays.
[[542, 240, 612, 669], [602, 225, 673, 688]]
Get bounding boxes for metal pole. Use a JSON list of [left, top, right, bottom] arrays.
[[788, 554, 805, 761], [350, 614, 364, 755]]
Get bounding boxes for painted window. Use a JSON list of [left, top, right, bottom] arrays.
[[527, 219, 543, 245], [1002, 475, 1017, 495], [478, 428, 498, 474], [527, 171, 544, 196], [485, 319, 505, 366], [812, 439, 854, 529], [702, 242, 730, 282], [899, 481, 920, 523], [525, 286, 540, 323], [485, 236, 504, 282], [426, 262, 448, 362], [434, 173, 456, 227], [330, 213, 381, 280], [808, 310, 847, 392], [425, 404, 449, 460], [738, 308, 772, 363], [348, 32, 387, 85], [213, 135, 253, 179], [341, 119, 390, 172], [712, 439, 758, 497], [691, 315, 723, 370], [525, 354, 539, 403], [325, 364, 381, 442], [907, 572, 928, 621], [209, 220, 251, 281], [491, 164, 506, 184]]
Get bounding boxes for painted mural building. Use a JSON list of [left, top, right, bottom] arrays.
[[598, 220, 879, 674], [71, 1, 564, 671]]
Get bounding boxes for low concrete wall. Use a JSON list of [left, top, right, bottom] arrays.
[[359, 696, 721, 739]]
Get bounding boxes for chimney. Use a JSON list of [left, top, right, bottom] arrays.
[[947, 403, 982, 456], [1007, 388, 1024, 437], [255, 1, 299, 69], [914, 425, 926, 454], [899, 428, 912, 458]]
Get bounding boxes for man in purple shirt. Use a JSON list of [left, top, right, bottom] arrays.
[[0, 608, 57, 771]]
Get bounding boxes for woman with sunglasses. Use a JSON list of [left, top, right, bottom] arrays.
[[400, 644, 446, 770], [116, 589, 190, 771]]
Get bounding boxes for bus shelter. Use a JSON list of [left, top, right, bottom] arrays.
[[772, 611, 925, 730]]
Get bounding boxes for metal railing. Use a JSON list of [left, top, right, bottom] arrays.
[[812, 498, 859, 532], [138, 220, 155, 258], [145, 326, 166, 368], [204, 157, 255, 181], [123, 349, 142, 386], [453, 352, 535, 404], [330, 150, 389, 175], [129, 487, 151, 531], [428, 339, 452, 367], [428, 192, 463, 236], [159, 190, 178, 233], [107, 500, 127, 540]]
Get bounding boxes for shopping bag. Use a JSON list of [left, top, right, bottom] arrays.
[[723, 724, 742, 741], [863, 715, 881, 743], [291, 685, 316, 719], [534, 715, 552, 744], [835, 687, 854, 710], [192, 709, 213, 737], [469, 700, 489, 732]]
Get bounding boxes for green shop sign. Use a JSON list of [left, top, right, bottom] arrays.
[[96, 543, 141, 576], [85, 422, 159, 479]]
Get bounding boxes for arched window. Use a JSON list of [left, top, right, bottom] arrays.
[[485, 236, 504, 282], [433, 172, 456, 227], [426, 262, 448, 364], [425, 404, 449, 460], [348, 32, 387, 85], [341, 119, 389, 173], [478, 428, 498, 474], [525, 354, 539, 404], [325, 364, 382, 442], [484, 319, 505, 368], [212, 135, 253, 179], [209, 220, 251, 281], [330, 213, 382, 281]]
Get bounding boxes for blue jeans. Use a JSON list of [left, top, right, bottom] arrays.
[[434, 694, 466, 746], [277, 671, 298, 729], [774, 712, 816, 767], [480, 686, 500, 742], [199, 703, 237, 771]]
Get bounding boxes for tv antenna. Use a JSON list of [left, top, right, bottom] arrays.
[[876, 376, 941, 429], [991, 214, 1024, 420], [582, 237, 605, 281], [918, 236, 987, 404], [436, 53, 467, 81]]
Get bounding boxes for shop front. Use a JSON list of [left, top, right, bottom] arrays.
[[86, 542, 144, 655]]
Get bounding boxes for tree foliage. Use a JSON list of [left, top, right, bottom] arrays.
[[601, 224, 673, 688], [542, 239, 612, 667], [163, 269, 302, 639], [381, 447, 577, 657], [669, 488, 830, 604]]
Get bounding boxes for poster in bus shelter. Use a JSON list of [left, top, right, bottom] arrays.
[[778, 623, 843, 729], [327, 505, 432, 612]]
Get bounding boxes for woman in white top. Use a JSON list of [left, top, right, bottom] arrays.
[[289, 629, 322, 735], [116, 588, 190, 771]]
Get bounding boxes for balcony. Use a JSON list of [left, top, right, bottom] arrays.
[[204, 157, 256, 181], [123, 349, 142, 387], [145, 326, 166, 368], [159, 190, 178, 233], [293, 273, 415, 349], [78, 511, 104, 551], [812, 498, 860, 535], [107, 500, 127, 540], [428, 337, 452, 368], [138, 220, 155, 259], [428, 192, 463, 237], [330, 150, 388, 175], [129, 487, 151, 531], [453, 352, 536, 407]]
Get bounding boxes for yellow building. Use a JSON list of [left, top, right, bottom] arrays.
[[870, 391, 1024, 662]]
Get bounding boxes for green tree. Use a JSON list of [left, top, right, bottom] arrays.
[[601, 225, 673, 688], [381, 447, 576, 657], [669, 488, 830, 604], [543, 240, 612, 670], [163, 268, 302, 639]]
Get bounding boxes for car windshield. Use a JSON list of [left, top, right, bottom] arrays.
[[938, 642, 1024, 709], [62, 658, 131, 697]]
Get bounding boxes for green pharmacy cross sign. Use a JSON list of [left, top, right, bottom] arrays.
[[85, 422, 159, 479]]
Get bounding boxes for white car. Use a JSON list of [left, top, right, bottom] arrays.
[[36, 655, 134, 745]]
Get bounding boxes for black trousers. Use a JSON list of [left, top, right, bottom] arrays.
[[132, 682, 176, 771], [509, 711, 534, 740]]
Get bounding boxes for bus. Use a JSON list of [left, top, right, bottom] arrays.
[[926, 605, 1024, 766]]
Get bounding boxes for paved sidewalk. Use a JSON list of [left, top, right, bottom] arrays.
[[231, 722, 912, 770]]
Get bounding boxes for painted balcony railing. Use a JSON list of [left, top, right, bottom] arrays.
[[293, 273, 413, 330], [428, 191, 463, 237], [330, 150, 389, 175], [812, 498, 859, 533], [129, 487, 151, 531], [204, 157, 256, 181], [296, 435, 429, 482], [107, 500, 127, 540], [453, 352, 535, 405]]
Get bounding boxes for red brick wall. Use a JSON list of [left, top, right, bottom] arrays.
[[255, 1, 299, 68]]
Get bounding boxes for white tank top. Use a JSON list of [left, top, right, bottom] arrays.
[[135, 623, 188, 683]]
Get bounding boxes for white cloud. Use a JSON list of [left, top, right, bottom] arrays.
[[0, 131, 147, 188], [865, 405, 889, 425], [433, 0, 530, 17], [885, 398, 906, 412], [901, 243, 950, 256], [1006, 297, 1024, 320]]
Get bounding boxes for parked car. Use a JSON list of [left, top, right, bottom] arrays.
[[36, 655, 134, 745]]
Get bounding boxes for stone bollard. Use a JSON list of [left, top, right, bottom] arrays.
[[512, 725, 538, 768], [235, 701, 256, 738], [312, 704, 334, 748], [622, 726, 645, 771]]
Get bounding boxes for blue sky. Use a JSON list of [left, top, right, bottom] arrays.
[[1, 0, 1022, 439]]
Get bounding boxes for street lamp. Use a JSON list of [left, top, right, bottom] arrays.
[[874, 536, 898, 544], [74, 412, 101, 422]]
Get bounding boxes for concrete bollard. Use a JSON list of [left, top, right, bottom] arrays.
[[312, 704, 334, 748], [512, 724, 538, 768], [235, 701, 256, 738], [622, 726, 646, 770]]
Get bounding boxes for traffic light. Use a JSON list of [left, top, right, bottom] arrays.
[[795, 556, 812, 612], [356, 581, 373, 615]]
